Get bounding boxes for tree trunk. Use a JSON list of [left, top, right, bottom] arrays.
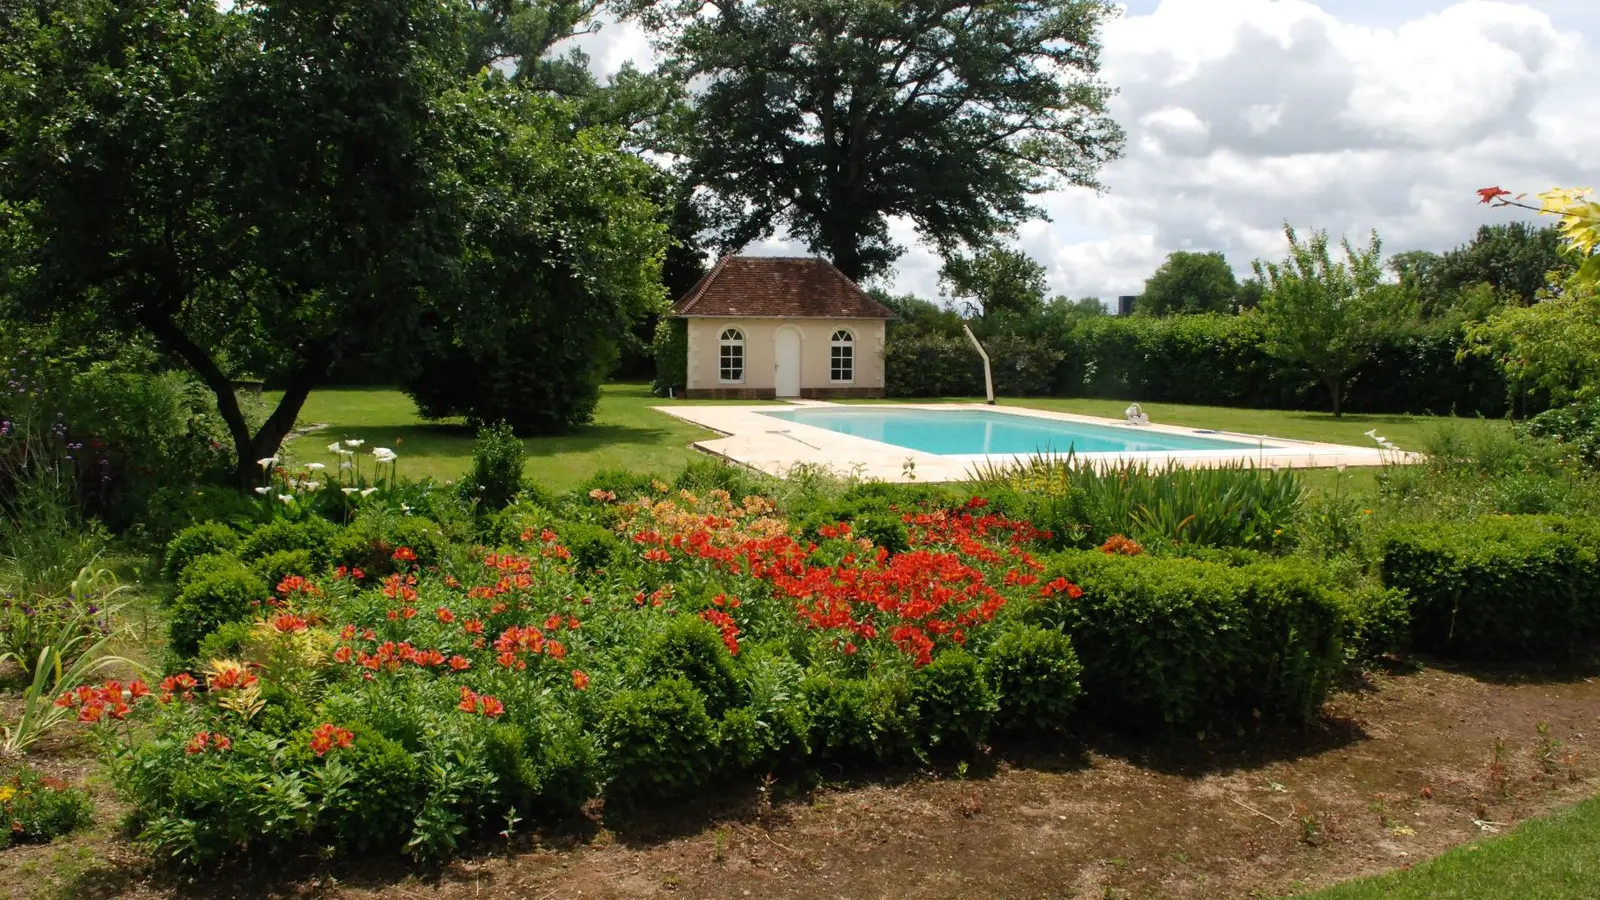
[[137, 309, 330, 486], [1326, 374, 1343, 418]]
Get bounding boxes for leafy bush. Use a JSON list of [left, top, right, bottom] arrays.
[[167, 557, 269, 656], [553, 521, 620, 574], [635, 616, 745, 716], [250, 548, 315, 588], [673, 458, 762, 500], [1379, 517, 1600, 660], [163, 522, 240, 582], [974, 455, 1304, 551], [282, 724, 422, 852], [573, 469, 661, 505], [801, 674, 915, 765], [981, 625, 1083, 735], [650, 317, 688, 393], [1345, 585, 1413, 663], [720, 650, 810, 771], [1038, 551, 1351, 732], [1526, 399, 1600, 466], [599, 677, 719, 806], [236, 518, 337, 567], [465, 421, 526, 514], [0, 766, 95, 848], [908, 649, 996, 756]]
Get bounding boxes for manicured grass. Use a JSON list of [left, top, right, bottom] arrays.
[[269, 383, 766, 492], [1294, 795, 1600, 899], [271, 385, 1507, 493]]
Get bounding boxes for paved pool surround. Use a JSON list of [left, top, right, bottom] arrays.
[[654, 402, 1412, 482]]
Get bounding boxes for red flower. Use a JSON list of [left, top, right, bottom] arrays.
[[127, 679, 150, 699], [309, 723, 354, 757], [186, 731, 211, 755], [211, 733, 232, 752], [1477, 186, 1512, 205], [458, 686, 479, 713], [448, 654, 471, 671], [392, 546, 417, 562], [436, 606, 456, 624], [333, 645, 353, 664], [462, 618, 484, 634], [478, 695, 505, 718], [571, 670, 589, 691], [642, 547, 672, 563], [270, 612, 308, 633]]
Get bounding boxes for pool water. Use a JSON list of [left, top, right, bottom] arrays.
[[758, 408, 1266, 456]]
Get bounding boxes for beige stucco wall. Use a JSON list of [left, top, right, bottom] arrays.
[[685, 318, 886, 392]]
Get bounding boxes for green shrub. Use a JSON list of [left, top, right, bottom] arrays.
[[168, 557, 269, 656], [801, 674, 915, 764], [599, 677, 719, 806], [1038, 552, 1351, 732], [465, 421, 526, 514], [574, 469, 661, 504], [142, 484, 265, 542], [650, 317, 688, 392], [1345, 585, 1413, 664], [636, 615, 745, 716], [909, 650, 996, 756], [195, 620, 257, 662], [1379, 517, 1600, 660], [249, 548, 315, 588], [236, 518, 337, 566], [673, 458, 762, 500], [0, 766, 95, 848], [332, 513, 447, 573], [163, 522, 239, 582], [720, 650, 810, 771], [553, 521, 621, 573], [980, 625, 1083, 735], [1525, 399, 1600, 467], [283, 723, 421, 852]]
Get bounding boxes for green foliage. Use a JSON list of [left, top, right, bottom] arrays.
[[908, 649, 996, 756], [631, 0, 1124, 281], [465, 422, 526, 514], [972, 455, 1304, 551], [801, 674, 915, 765], [0, 766, 95, 848], [1254, 226, 1412, 416], [673, 458, 764, 501], [163, 522, 240, 582], [1465, 275, 1600, 406], [1137, 250, 1240, 316], [554, 522, 621, 574], [940, 246, 1048, 329], [236, 518, 337, 567], [573, 469, 662, 505], [1526, 399, 1600, 467], [980, 625, 1083, 735], [167, 556, 268, 656], [636, 615, 745, 716], [1417, 221, 1577, 312], [1345, 585, 1413, 664], [599, 677, 720, 807], [282, 724, 422, 853], [1039, 552, 1351, 732], [1379, 517, 1600, 660], [720, 650, 811, 772], [651, 317, 688, 392], [250, 548, 315, 589]]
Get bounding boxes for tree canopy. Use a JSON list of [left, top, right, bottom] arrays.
[[1136, 251, 1240, 316], [1254, 226, 1410, 417], [939, 246, 1049, 331], [627, 0, 1126, 282], [0, 0, 666, 481]]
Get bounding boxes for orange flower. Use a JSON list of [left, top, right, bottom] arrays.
[[392, 546, 418, 562], [478, 695, 505, 718], [1476, 186, 1512, 205], [271, 612, 309, 633], [436, 606, 456, 624], [185, 731, 212, 755], [463, 618, 484, 634], [309, 723, 354, 757], [333, 645, 353, 664], [458, 686, 479, 713], [571, 670, 589, 691], [448, 655, 471, 671]]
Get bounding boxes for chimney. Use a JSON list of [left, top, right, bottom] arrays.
[[1116, 295, 1136, 316]]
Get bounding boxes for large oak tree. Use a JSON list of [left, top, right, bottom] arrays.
[[0, 0, 666, 482], [627, 0, 1126, 282]]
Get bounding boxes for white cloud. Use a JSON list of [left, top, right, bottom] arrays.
[[575, 1, 1597, 300]]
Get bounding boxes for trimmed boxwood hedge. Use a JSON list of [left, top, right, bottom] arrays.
[[1379, 517, 1600, 661], [1034, 551, 1352, 733]]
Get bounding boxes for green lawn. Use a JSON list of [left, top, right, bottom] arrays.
[[1295, 795, 1600, 899], [269, 385, 1509, 492], [270, 383, 765, 492]]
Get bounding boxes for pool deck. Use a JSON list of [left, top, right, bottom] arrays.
[[655, 402, 1413, 482]]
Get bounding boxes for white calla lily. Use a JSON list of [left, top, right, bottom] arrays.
[[360, 487, 378, 497], [254, 486, 271, 495], [305, 463, 325, 471], [327, 442, 343, 454], [257, 456, 279, 469], [344, 439, 364, 448]]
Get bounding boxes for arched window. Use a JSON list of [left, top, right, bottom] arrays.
[[718, 328, 745, 383], [829, 329, 854, 383]]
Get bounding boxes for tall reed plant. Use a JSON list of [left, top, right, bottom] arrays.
[[967, 452, 1306, 551]]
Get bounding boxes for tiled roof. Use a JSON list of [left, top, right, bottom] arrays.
[[672, 256, 896, 319]]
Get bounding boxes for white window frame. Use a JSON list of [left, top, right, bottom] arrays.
[[718, 327, 746, 384], [829, 328, 855, 384]]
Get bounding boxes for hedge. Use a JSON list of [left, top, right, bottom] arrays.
[[888, 315, 1521, 417], [1379, 516, 1600, 660], [1034, 551, 1352, 733]]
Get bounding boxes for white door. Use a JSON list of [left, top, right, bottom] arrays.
[[775, 327, 801, 397]]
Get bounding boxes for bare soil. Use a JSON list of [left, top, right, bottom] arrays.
[[5, 659, 1599, 900]]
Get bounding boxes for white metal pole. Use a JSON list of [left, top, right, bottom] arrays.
[[962, 323, 996, 405]]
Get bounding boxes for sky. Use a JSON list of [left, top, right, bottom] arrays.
[[569, 0, 1600, 302]]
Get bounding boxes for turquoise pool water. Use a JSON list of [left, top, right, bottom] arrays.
[[758, 408, 1265, 456]]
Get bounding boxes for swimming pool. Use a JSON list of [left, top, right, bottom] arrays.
[[758, 408, 1268, 456]]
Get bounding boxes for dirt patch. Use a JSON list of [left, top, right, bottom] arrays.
[[5, 660, 1599, 900]]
